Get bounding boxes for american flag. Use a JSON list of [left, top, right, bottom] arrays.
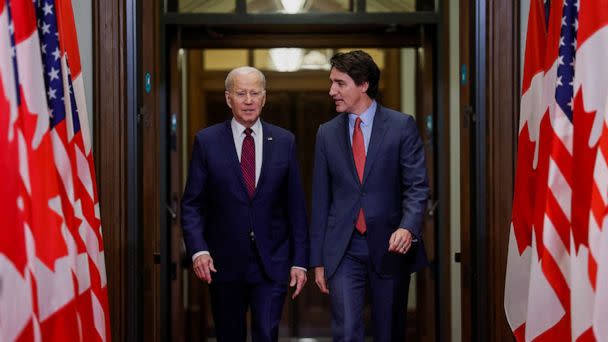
[[0, 0, 110, 340], [506, 0, 608, 341]]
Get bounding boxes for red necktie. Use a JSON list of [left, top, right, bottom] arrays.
[[352, 117, 367, 234], [241, 128, 255, 199]]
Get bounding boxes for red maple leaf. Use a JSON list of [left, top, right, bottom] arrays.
[[17, 86, 68, 270], [571, 88, 599, 252], [0, 70, 27, 273]]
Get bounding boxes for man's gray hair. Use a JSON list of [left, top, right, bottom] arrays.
[[225, 66, 266, 91]]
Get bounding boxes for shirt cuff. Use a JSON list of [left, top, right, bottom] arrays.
[[192, 251, 210, 262], [291, 266, 307, 272]]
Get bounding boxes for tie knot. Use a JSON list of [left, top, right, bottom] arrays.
[[355, 117, 362, 128], [244, 128, 253, 137]]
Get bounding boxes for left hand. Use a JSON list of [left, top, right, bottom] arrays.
[[290, 268, 307, 299], [388, 228, 413, 254]]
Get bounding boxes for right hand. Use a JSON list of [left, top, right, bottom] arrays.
[[314, 267, 329, 294], [193, 254, 217, 284]]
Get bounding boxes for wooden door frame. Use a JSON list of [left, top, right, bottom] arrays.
[[92, 0, 141, 341], [141, 0, 164, 341], [461, 0, 521, 341], [459, 0, 474, 340], [484, 0, 521, 340]]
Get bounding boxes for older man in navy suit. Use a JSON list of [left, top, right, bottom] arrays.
[[181, 66, 309, 342], [310, 51, 430, 341]]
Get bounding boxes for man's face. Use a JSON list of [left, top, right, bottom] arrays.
[[225, 72, 266, 127], [328, 67, 369, 114]]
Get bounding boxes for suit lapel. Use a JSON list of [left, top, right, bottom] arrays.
[[223, 121, 250, 201], [362, 105, 388, 184], [253, 120, 273, 199], [338, 114, 361, 185]]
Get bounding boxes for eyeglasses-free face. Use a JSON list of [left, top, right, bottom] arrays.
[[329, 67, 370, 115]]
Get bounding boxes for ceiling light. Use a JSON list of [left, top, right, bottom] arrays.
[[280, 0, 306, 14], [269, 48, 304, 72]]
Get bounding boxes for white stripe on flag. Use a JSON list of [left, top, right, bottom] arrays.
[[570, 241, 594, 339], [548, 156, 573, 219], [51, 129, 75, 202], [75, 143, 94, 200], [72, 75, 92, 155], [91, 291, 107, 342], [543, 213, 571, 288], [525, 232, 565, 342]]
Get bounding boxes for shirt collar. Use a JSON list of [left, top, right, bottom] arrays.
[[231, 118, 262, 137], [349, 100, 377, 127]]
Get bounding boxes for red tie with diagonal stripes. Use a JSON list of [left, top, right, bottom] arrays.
[[241, 128, 256, 199], [352, 117, 367, 234]]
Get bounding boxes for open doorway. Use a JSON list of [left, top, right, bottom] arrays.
[[151, 2, 449, 341], [167, 43, 439, 340], [176, 47, 421, 340]]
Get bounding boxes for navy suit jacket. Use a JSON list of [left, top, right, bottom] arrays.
[[181, 120, 309, 283], [310, 105, 430, 278]]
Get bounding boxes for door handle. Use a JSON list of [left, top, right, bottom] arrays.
[[427, 199, 439, 216], [166, 203, 176, 220]]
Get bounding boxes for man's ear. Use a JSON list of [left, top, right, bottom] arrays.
[[225, 91, 232, 108], [359, 81, 369, 94]]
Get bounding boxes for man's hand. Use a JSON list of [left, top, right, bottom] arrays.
[[193, 254, 217, 284], [314, 267, 329, 294], [388, 228, 413, 254], [290, 268, 307, 299]]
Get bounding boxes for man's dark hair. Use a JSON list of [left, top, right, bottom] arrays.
[[330, 50, 381, 99]]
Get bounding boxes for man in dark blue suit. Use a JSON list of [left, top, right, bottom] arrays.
[[181, 66, 309, 342], [310, 51, 430, 341]]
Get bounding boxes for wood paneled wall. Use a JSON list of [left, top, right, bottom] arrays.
[[93, 1, 146, 340], [92, 1, 129, 341], [486, 0, 520, 340], [484, 0, 521, 340], [460, 0, 520, 340]]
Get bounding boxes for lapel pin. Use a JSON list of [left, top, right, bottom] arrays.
[[267, 137, 273, 141]]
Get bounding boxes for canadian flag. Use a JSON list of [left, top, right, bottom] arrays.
[[506, 0, 608, 341], [0, 0, 110, 341], [575, 1, 608, 341]]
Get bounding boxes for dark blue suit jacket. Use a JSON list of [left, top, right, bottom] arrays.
[[310, 105, 429, 278], [181, 120, 309, 283]]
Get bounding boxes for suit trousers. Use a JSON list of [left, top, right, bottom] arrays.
[[327, 231, 411, 342], [209, 241, 287, 342]]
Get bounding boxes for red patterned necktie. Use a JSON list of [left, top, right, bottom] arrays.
[[352, 117, 367, 234], [241, 128, 256, 199]]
